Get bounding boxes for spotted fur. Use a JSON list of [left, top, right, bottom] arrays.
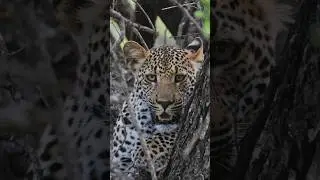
[[26, 0, 108, 180], [111, 38, 204, 177], [0, 73, 57, 135], [211, 0, 293, 176]]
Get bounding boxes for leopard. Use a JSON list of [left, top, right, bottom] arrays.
[[110, 37, 204, 178], [24, 0, 109, 179], [0, 71, 58, 179], [0, 39, 73, 141], [211, 0, 293, 177], [0, 0, 83, 138], [0, 72, 60, 136]]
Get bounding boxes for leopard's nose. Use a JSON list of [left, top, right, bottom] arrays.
[[157, 101, 173, 110]]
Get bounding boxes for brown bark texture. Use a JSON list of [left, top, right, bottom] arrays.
[[234, 0, 320, 179]]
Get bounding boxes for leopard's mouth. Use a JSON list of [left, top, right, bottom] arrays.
[[155, 112, 180, 124], [159, 112, 171, 119]]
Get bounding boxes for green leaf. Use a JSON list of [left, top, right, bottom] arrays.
[[194, 11, 203, 18]]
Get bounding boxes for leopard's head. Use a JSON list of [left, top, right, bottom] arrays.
[[123, 38, 204, 123]]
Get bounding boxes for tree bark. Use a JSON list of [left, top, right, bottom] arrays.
[[234, 0, 320, 179], [161, 1, 320, 180]]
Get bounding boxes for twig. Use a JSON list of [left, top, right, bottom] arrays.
[[133, 0, 156, 31], [132, 27, 148, 49], [8, 46, 25, 56], [110, 17, 131, 94], [161, 2, 198, 11], [168, 0, 203, 34], [111, 18, 125, 50], [176, 16, 187, 46], [128, 104, 158, 180], [170, 33, 202, 38], [111, 9, 156, 35]]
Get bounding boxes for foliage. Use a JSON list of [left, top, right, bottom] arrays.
[[194, 0, 210, 39]]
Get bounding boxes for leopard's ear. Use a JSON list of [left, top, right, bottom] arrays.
[[185, 37, 203, 62], [185, 37, 204, 72], [123, 41, 150, 74]]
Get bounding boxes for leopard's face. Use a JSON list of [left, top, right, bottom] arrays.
[[211, 0, 292, 108], [212, 0, 276, 78], [123, 38, 204, 123]]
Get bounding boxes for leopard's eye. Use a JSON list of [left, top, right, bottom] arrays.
[[145, 74, 157, 82], [175, 74, 186, 83]]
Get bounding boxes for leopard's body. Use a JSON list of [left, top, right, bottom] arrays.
[[111, 38, 204, 178], [0, 72, 59, 136], [24, 0, 109, 180], [211, 0, 293, 176]]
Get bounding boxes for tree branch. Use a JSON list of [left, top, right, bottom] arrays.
[[110, 9, 156, 35]]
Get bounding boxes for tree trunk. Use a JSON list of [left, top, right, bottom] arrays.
[[234, 0, 320, 179], [161, 1, 320, 180]]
